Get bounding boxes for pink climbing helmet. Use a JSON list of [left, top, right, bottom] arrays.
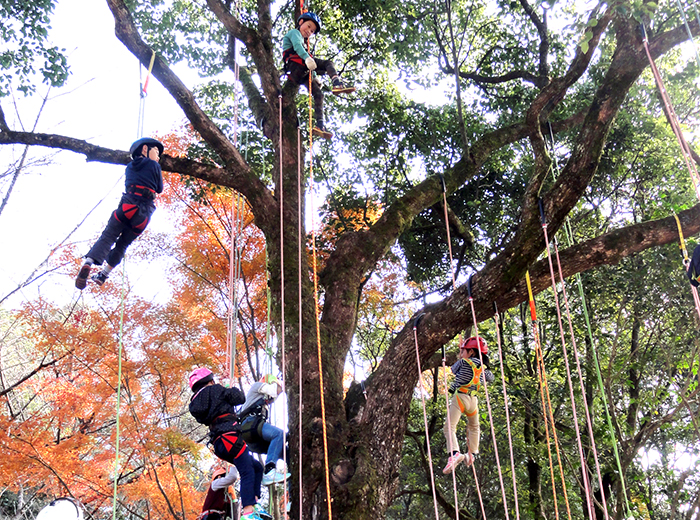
[[189, 367, 214, 390]]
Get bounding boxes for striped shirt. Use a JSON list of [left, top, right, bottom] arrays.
[[449, 357, 494, 393]]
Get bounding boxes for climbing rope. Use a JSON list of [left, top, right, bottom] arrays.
[[136, 51, 156, 139], [546, 122, 634, 518], [111, 259, 127, 520], [525, 271, 564, 520], [550, 237, 611, 519], [297, 125, 303, 519], [673, 214, 700, 320], [411, 317, 441, 520], [674, 0, 700, 68], [112, 51, 155, 515], [642, 27, 700, 201], [304, 48, 333, 518], [539, 202, 600, 520], [226, 192, 244, 383], [466, 277, 508, 520], [276, 89, 291, 517], [492, 303, 520, 520], [437, 176, 464, 520]]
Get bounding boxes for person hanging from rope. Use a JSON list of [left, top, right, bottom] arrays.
[[442, 336, 494, 474], [238, 374, 290, 486], [687, 244, 700, 287], [196, 466, 241, 520], [282, 11, 355, 140], [74, 137, 164, 290], [188, 368, 270, 520]]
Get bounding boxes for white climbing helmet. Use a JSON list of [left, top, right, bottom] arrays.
[[35, 498, 84, 520]]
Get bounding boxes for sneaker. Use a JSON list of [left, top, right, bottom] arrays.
[[312, 123, 332, 140], [91, 271, 109, 287], [442, 452, 466, 474], [331, 78, 355, 95], [242, 512, 264, 520], [75, 263, 92, 290], [464, 452, 476, 467], [254, 506, 272, 520], [262, 468, 290, 486]]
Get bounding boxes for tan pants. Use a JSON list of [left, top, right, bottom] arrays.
[[443, 392, 480, 455]]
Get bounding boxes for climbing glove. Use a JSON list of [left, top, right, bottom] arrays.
[[305, 57, 317, 71]]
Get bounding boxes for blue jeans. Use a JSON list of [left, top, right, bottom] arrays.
[[261, 422, 284, 468]]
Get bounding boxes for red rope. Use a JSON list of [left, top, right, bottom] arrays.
[[412, 323, 441, 520], [551, 238, 610, 520], [541, 219, 596, 519], [493, 309, 521, 520], [467, 296, 507, 520]]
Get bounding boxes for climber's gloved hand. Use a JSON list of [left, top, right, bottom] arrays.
[[305, 57, 317, 71]]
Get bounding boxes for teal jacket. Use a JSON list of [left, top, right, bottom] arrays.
[[282, 28, 311, 62]]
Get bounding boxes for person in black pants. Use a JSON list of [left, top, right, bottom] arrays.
[[188, 368, 269, 520], [282, 12, 355, 139], [74, 137, 164, 289]]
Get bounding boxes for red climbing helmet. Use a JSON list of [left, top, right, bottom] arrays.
[[460, 336, 488, 355], [189, 367, 214, 391], [297, 12, 321, 33], [129, 137, 164, 159]]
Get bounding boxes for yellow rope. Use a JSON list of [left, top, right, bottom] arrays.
[[307, 54, 333, 520], [674, 213, 690, 265], [526, 271, 574, 520]]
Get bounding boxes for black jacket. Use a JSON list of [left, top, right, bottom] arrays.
[[189, 384, 246, 436], [124, 156, 163, 193]]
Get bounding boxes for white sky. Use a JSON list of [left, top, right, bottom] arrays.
[[0, 0, 187, 308]]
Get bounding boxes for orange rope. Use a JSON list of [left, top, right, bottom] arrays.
[[525, 272, 562, 520], [307, 51, 333, 520], [541, 217, 595, 519]]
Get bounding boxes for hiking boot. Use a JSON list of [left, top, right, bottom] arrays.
[[262, 468, 290, 486], [331, 78, 355, 95], [312, 122, 332, 140], [75, 264, 92, 290], [91, 271, 109, 287], [442, 452, 466, 474]]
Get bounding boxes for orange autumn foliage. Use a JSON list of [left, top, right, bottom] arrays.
[[0, 126, 270, 518]]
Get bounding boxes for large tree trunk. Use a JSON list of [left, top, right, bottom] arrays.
[[1, 2, 699, 518]]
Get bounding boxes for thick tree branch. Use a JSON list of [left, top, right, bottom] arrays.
[[107, 0, 245, 169]]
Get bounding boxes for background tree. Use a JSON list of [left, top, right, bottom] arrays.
[[0, 0, 699, 518]]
